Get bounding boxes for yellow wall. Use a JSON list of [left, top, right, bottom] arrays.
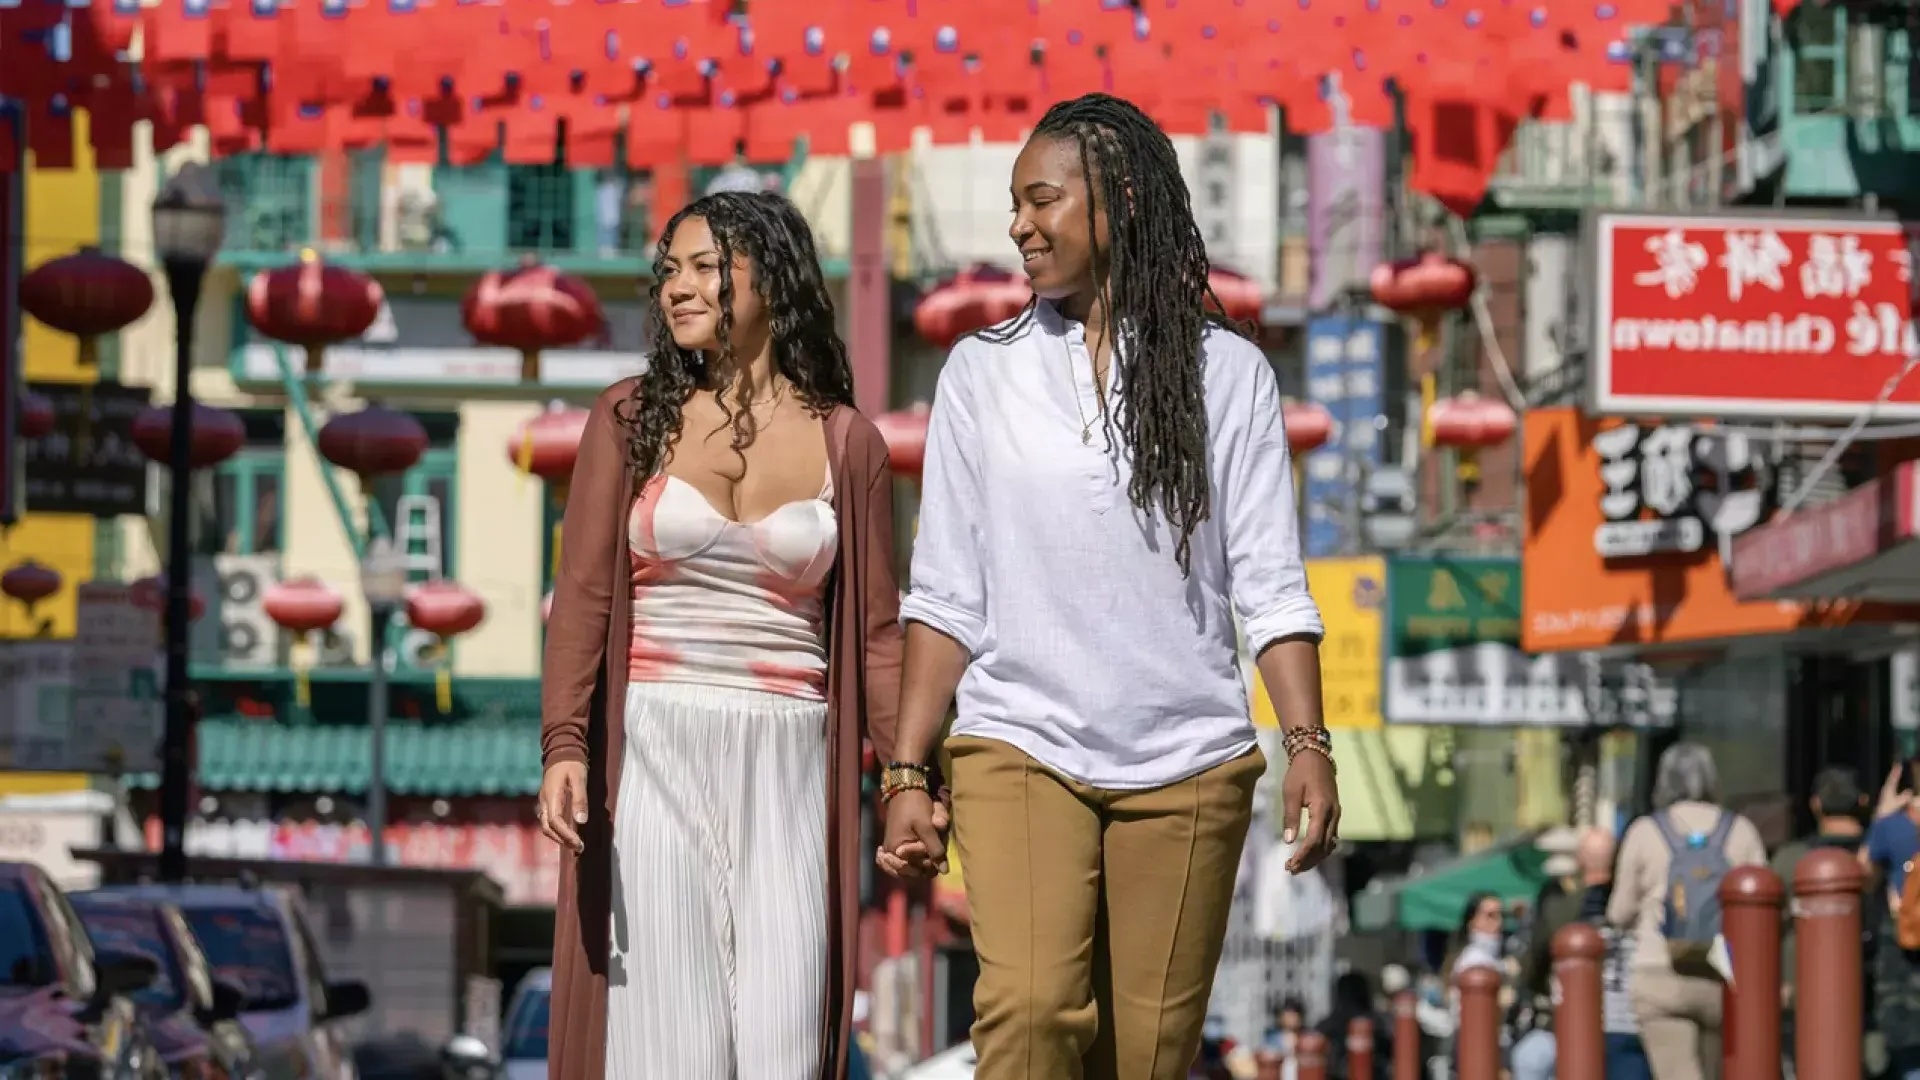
[[2, 114, 100, 640], [452, 401, 544, 678]]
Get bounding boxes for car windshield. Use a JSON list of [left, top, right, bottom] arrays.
[[181, 906, 299, 1011], [72, 905, 184, 1011], [502, 989, 550, 1061], [0, 882, 52, 989]]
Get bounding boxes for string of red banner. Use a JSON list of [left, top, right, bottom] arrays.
[[1, 0, 1720, 215]]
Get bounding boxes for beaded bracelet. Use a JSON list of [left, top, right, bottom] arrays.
[[1281, 726, 1337, 774]]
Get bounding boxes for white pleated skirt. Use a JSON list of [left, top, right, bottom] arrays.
[[605, 680, 830, 1080]]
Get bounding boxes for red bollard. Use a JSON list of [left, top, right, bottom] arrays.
[[1254, 1049, 1284, 1080], [1720, 865, 1784, 1080], [1794, 849, 1867, 1080], [1552, 922, 1606, 1080], [1296, 1030, 1329, 1080], [1347, 1016, 1375, 1080], [1392, 989, 1420, 1080], [1455, 966, 1501, 1080]]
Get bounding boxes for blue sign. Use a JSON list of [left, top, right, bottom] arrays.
[[1302, 315, 1385, 557]]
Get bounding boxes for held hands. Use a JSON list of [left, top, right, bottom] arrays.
[[1280, 749, 1339, 874], [538, 761, 589, 855], [876, 789, 952, 880]]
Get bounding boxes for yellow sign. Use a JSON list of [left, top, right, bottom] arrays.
[[1253, 557, 1385, 731]]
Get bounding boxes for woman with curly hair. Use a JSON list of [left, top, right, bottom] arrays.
[[877, 93, 1340, 1079], [537, 190, 915, 1080]]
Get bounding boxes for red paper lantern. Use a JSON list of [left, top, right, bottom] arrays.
[[316, 406, 429, 478], [1369, 252, 1477, 349], [130, 403, 247, 469], [263, 577, 345, 634], [18, 392, 55, 440], [1206, 268, 1266, 325], [914, 264, 1032, 348], [18, 247, 155, 367], [1, 560, 62, 609], [129, 575, 206, 623], [462, 262, 604, 383], [873, 404, 931, 480], [508, 402, 592, 492], [405, 580, 487, 638], [1282, 400, 1335, 455], [1428, 392, 1517, 451], [246, 250, 385, 373]]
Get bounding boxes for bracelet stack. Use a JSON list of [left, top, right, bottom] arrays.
[[1281, 726, 1337, 775], [881, 761, 936, 803]]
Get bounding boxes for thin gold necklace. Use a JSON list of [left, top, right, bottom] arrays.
[[1069, 339, 1109, 446]]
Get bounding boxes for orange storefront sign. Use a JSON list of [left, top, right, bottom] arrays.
[[1521, 407, 1897, 653]]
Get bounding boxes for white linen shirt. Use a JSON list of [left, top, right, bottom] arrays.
[[899, 301, 1325, 789]]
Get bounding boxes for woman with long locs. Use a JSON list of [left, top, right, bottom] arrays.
[[537, 191, 920, 1079], [878, 93, 1342, 1080]]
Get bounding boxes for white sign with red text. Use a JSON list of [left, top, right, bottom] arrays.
[[1591, 212, 1920, 419]]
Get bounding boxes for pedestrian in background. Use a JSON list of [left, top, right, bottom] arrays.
[[1609, 743, 1765, 1080]]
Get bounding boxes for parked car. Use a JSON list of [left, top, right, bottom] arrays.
[[86, 884, 370, 1080], [0, 861, 164, 1079], [69, 890, 258, 1080], [497, 968, 548, 1080]]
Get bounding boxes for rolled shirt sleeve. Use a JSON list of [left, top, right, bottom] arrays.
[[900, 343, 990, 654], [1213, 335, 1325, 655]]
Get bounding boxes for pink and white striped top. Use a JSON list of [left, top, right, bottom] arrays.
[[625, 468, 838, 701]]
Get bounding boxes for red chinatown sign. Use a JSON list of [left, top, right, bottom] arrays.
[[1591, 211, 1920, 420]]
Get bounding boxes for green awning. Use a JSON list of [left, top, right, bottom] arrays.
[[1351, 839, 1551, 933], [125, 716, 541, 797]]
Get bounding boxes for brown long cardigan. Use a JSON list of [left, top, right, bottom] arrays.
[[539, 377, 903, 1080]]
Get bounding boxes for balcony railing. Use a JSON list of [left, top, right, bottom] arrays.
[[213, 150, 802, 274], [1487, 118, 1625, 211]]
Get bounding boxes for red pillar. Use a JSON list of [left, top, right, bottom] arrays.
[[1720, 865, 1784, 1080], [1793, 848, 1866, 1080], [1455, 966, 1501, 1080], [1392, 989, 1420, 1080], [1346, 1016, 1375, 1080], [1296, 1030, 1328, 1080], [1551, 923, 1605, 1080]]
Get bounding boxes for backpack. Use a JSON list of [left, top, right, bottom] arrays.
[[1898, 856, 1920, 951], [1652, 810, 1735, 972]]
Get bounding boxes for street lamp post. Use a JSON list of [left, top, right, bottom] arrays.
[[152, 164, 226, 884], [360, 536, 407, 866]]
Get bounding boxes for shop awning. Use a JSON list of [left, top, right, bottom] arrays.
[[1731, 461, 1920, 602], [1351, 837, 1551, 933], [125, 717, 541, 797]]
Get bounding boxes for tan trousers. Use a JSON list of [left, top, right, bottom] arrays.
[[947, 735, 1263, 1080], [1629, 968, 1723, 1080]]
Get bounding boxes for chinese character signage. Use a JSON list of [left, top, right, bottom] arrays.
[[1302, 315, 1385, 557], [1590, 211, 1920, 419], [0, 99, 21, 527], [1263, 557, 1382, 730], [1306, 126, 1385, 311], [1521, 407, 1910, 652], [1383, 553, 1676, 726], [1592, 422, 1776, 558], [21, 381, 151, 518]]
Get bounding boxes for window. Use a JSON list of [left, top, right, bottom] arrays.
[[0, 879, 52, 988], [197, 410, 286, 556], [181, 905, 300, 1012], [217, 154, 316, 254], [71, 903, 186, 1012], [368, 413, 460, 581], [508, 162, 576, 253], [1792, 4, 1845, 114]]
